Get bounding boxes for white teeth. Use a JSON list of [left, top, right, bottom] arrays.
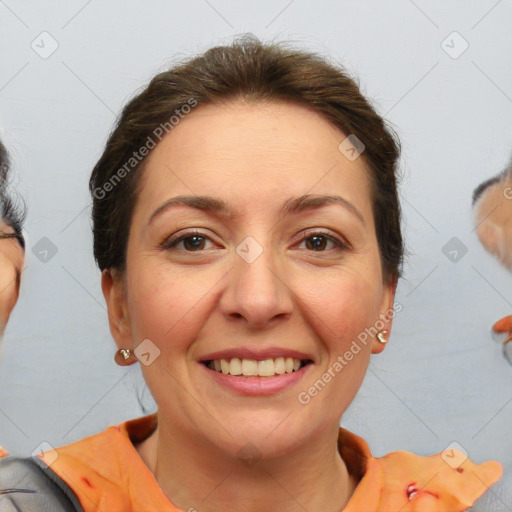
[[241, 359, 258, 376], [229, 358, 242, 375], [208, 357, 307, 377], [258, 359, 275, 377], [274, 357, 285, 374]]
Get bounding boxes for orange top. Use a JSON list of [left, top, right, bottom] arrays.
[[0, 446, 8, 459], [38, 414, 503, 512]]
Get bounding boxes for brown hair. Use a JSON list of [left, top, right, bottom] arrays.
[[89, 35, 403, 283]]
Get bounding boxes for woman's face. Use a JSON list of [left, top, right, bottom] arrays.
[[103, 100, 396, 458]]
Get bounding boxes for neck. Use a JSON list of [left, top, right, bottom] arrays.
[[136, 417, 358, 512]]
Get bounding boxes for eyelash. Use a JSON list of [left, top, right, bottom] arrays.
[[159, 229, 349, 253]]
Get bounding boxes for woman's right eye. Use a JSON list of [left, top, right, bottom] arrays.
[[160, 230, 215, 252]]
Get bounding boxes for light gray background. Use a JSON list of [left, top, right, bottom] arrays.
[[1, 0, 512, 506]]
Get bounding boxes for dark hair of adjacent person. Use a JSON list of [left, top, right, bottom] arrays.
[[0, 140, 26, 250], [89, 35, 404, 284]]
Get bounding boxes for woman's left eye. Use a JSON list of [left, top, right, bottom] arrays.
[[160, 230, 348, 253], [296, 232, 347, 252]]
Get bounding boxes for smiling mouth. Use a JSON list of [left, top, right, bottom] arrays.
[[201, 357, 313, 377]]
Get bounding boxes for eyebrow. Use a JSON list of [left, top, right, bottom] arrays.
[[147, 194, 366, 226]]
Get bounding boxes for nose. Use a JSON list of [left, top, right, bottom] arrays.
[[219, 239, 293, 329]]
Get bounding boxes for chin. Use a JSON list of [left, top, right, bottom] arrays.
[[207, 416, 312, 461]]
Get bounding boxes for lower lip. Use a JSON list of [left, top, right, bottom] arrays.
[[200, 362, 312, 396]]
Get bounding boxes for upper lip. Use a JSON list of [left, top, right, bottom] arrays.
[[199, 347, 315, 363]]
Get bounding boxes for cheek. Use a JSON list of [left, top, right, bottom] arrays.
[[298, 267, 382, 345], [127, 263, 215, 350]]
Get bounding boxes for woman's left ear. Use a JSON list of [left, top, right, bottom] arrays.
[[101, 268, 133, 352], [371, 276, 398, 355]]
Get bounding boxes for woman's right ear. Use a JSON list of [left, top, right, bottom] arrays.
[[101, 268, 133, 350]]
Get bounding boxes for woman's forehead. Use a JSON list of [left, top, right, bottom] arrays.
[[144, 100, 347, 167], [135, 100, 372, 215]]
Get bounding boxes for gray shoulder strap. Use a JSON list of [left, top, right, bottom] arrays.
[[0, 456, 83, 512]]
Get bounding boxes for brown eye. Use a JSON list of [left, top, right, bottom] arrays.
[[178, 235, 207, 251], [297, 231, 347, 252], [160, 230, 214, 252]]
